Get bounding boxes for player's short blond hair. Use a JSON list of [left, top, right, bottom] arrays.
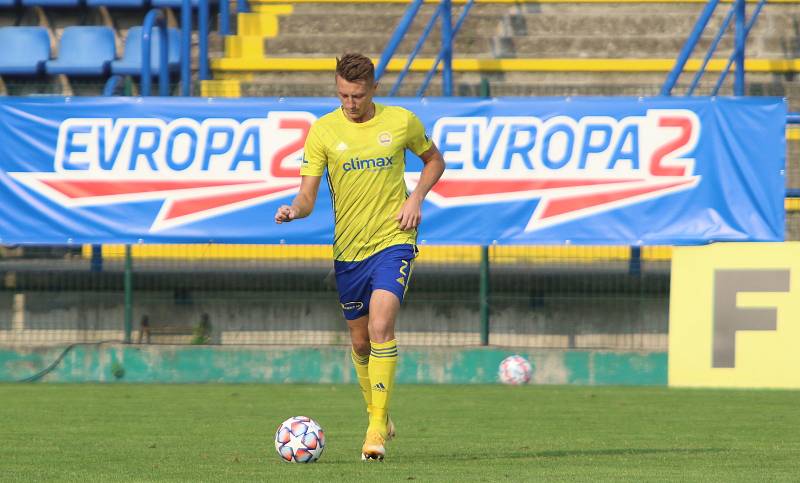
[[335, 53, 375, 85]]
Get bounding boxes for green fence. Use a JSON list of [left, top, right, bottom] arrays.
[[0, 243, 673, 349]]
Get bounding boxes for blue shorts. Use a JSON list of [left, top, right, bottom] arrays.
[[334, 244, 417, 321]]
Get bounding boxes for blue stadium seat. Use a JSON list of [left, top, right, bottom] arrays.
[[0, 27, 50, 75], [21, 0, 80, 7], [150, 0, 214, 7], [86, 0, 147, 8], [0, 0, 18, 7], [45, 27, 116, 76], [110, 26, 180, 76]]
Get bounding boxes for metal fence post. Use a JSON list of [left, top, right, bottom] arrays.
[[440, 0, 453, 96], [733, 0, 746, 95], [124, 245, 133, 344], [479, 245, 490, 346]]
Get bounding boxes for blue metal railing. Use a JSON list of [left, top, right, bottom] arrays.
[[388, 2, 442, 96], [711, 0, 766, 96], [102, 74, 124, 96], [416, 0, 474, 97], [376, 0, 425, 83], [663, 0, 766, 97], [179, 0, 211, 96], [377, 0, 472, 97], [140, 9, 170, 96], [661, 0, 720, 96]]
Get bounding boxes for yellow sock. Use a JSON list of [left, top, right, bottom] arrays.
[[368, 339, 398, 435], [351, 348, 371, 413]]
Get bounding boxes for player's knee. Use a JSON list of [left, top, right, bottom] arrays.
[[368, 323, 395, 343], [351, 340, 370, 355]]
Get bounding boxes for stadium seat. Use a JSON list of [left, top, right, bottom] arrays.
[[45, 26, 116, 76], [0, 0, 18, 7], [85, 0, 147, 8], [110, 26, 180, 76], [150, 0, 215, 7], [0, 27, 50, 75], [21, 0, 79, 7]]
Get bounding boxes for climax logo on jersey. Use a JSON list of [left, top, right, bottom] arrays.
[[411, 109, 702, 231], [8, 112, 317, 232], [342, 156, 394, 172]]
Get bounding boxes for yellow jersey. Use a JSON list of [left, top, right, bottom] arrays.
[[300, 103, 433, 262]]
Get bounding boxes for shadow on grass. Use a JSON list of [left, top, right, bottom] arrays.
[[319, 447, 728, 465]]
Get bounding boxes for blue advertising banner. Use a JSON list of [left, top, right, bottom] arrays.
[[0, 96, 786, 245]]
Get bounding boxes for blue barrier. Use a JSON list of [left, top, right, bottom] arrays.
[[686, 5, 733, 96], [440, 0, 452, 96], [389, 2, 442, 96], [375, 0, 425, 83], [181, 0, 191, 95], [416, 0, 474, 97], [712, 0, 766, 96], [140, 9, 169, 96], [662, 0, 721, 96]]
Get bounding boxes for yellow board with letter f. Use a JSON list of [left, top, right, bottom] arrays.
[[669, 242, 800, 389]]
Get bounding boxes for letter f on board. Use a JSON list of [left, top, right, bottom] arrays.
[[712, 270, 790, 368]]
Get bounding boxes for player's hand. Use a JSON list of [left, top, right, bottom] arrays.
[[275, 205, 297, 224], [396, 196, 422, 230]]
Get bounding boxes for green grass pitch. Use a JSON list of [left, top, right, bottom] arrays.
[[1, 384, 798, 481]]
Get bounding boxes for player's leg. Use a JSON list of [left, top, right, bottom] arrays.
[[362, 245, 415, 460], [367, 288, 400, 430], [362, 289, 400, 460], [348, 315, 372, 414]]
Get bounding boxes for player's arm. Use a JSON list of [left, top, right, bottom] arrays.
[[397, 144, 445, 230], [274, 175, 322, 223]]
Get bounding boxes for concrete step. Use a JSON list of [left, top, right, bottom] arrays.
[[494, 34, 794, 58], [282, 3, 509, 16], [497, 8, 800, 36], [263, 33, 494, 56], [277, 12, 505, 36]]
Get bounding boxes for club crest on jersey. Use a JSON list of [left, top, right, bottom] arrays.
[[8, 112, 317, 232], [406, 109, 702, 231], [377, 131, 392, 146]]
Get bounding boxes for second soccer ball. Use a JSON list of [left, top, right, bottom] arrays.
[[498, 355, 532, 385]]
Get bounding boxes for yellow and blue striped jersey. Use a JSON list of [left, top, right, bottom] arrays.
[[300, 103, 433, 262]]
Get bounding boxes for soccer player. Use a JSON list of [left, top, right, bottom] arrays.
[[274, 53, 445, 461]]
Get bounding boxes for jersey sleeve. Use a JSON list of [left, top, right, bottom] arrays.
[[300, 123, 327, 176], [405, 110, 433, 156]]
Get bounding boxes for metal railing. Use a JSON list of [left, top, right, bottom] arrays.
[[376, 0, 473, 97]]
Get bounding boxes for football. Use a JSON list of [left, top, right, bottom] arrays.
[[274, 416, 326, 463], [498, 355, 533, 385]]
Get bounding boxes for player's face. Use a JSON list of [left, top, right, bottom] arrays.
[[336, 75, 377, 123]]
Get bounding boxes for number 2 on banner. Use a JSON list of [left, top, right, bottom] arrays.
[[650, 116, 693, 177]]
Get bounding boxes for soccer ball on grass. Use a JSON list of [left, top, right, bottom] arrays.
[[498, 355, 532, 385], [274, 416, 326, 463]]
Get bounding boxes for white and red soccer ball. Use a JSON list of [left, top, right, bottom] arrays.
[[274, 416, 326, 463], [498, 355, 532, 385]]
